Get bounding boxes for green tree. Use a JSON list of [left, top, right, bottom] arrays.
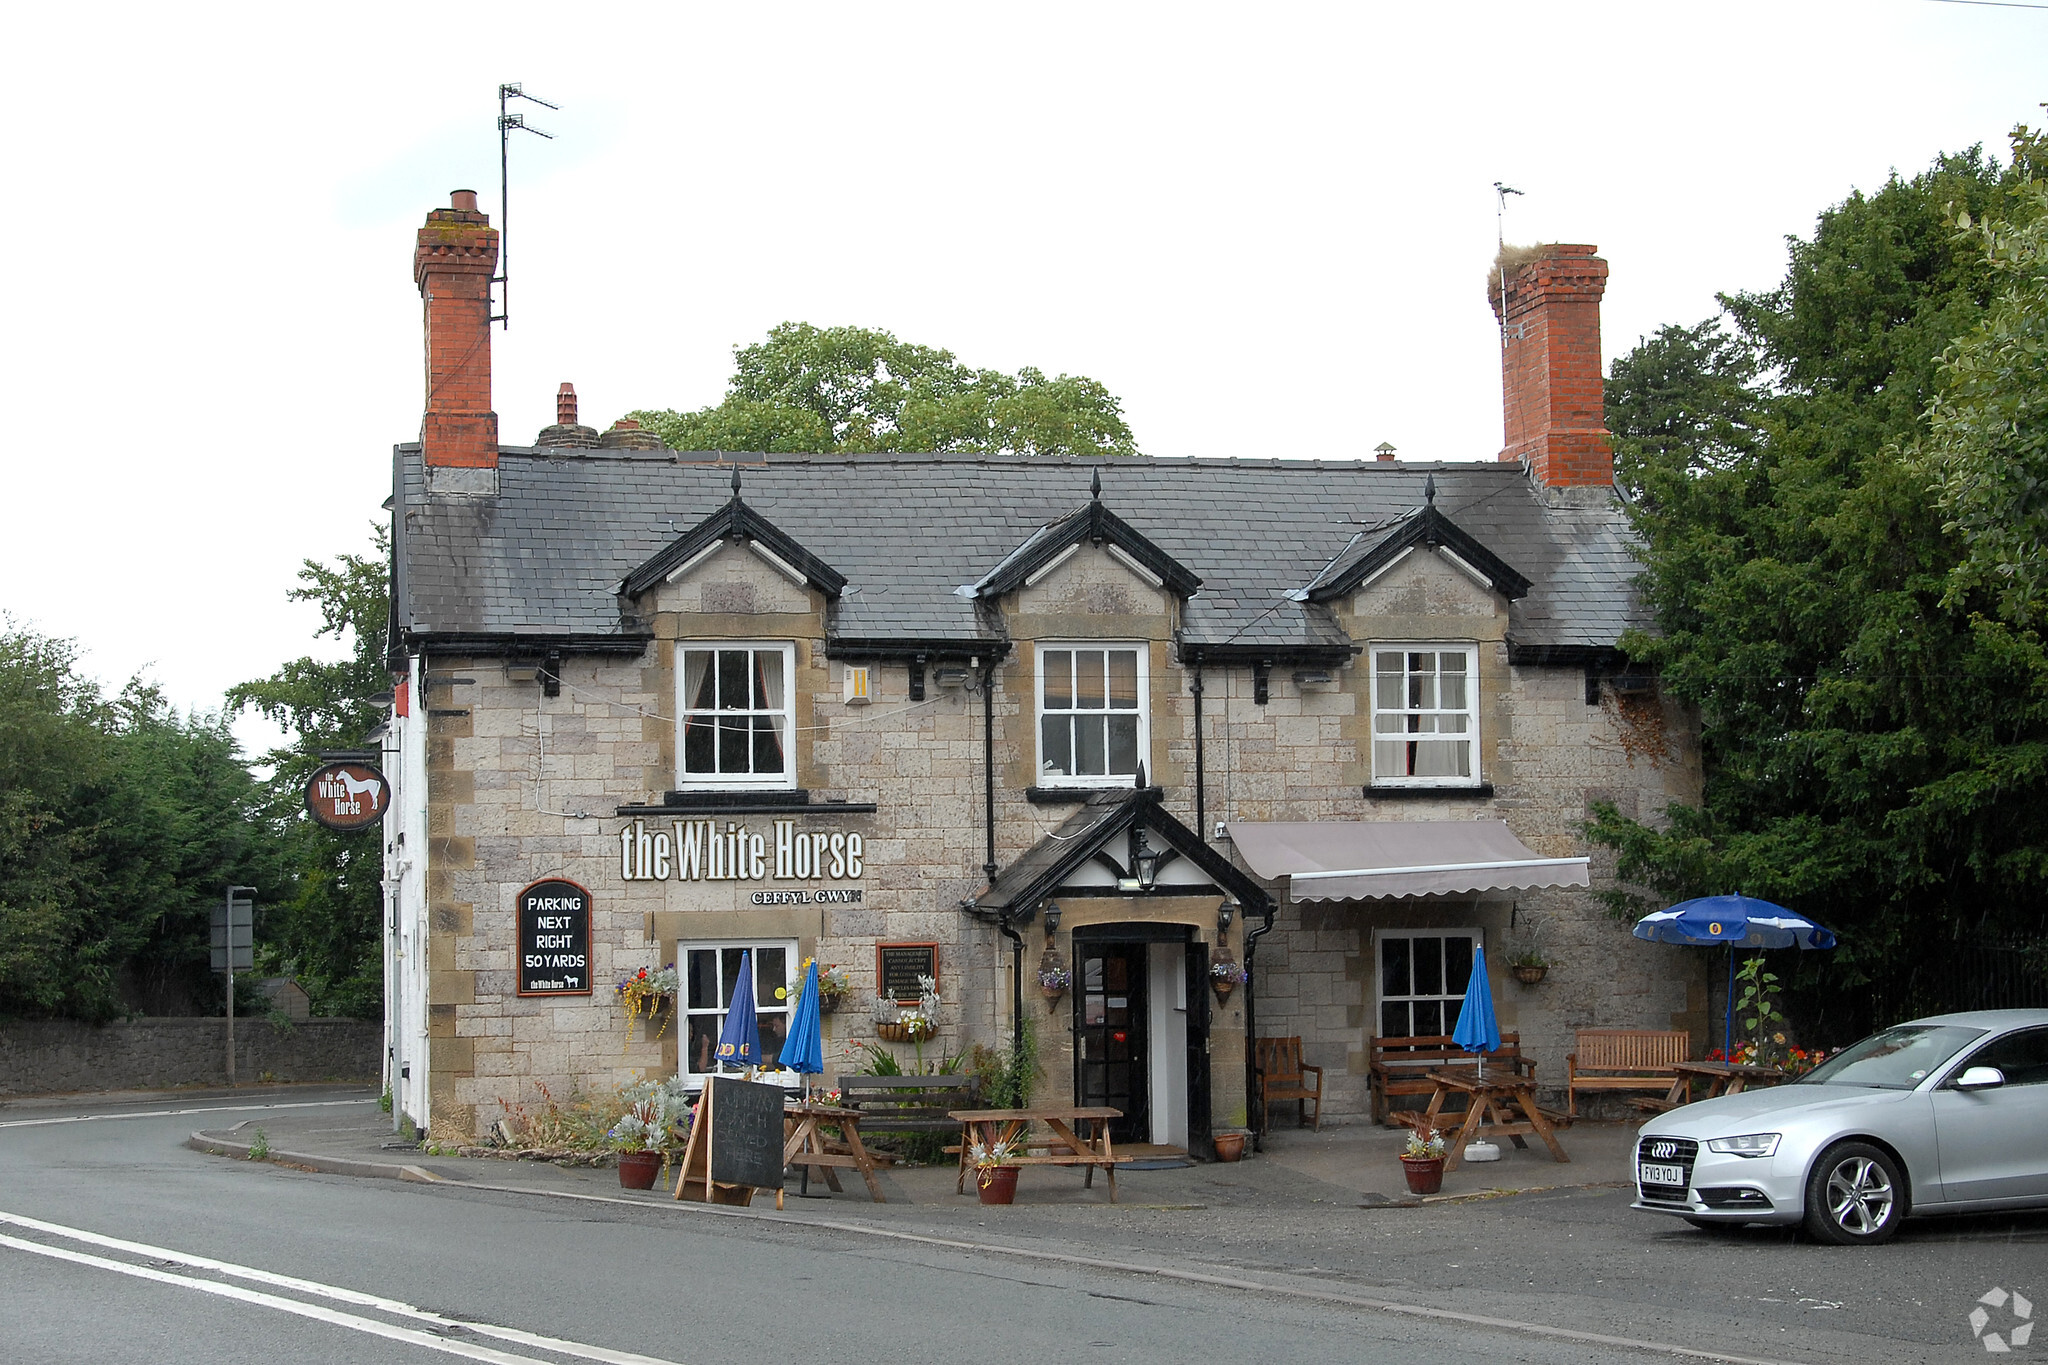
[[632, 322, 1141, 457], [228, 528, 391, 1018], [0, 623, 275, 1020], [1591, 137, 2048, 1038]]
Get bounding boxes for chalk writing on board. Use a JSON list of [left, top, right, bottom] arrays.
[[707, 1076, 785, 1189]]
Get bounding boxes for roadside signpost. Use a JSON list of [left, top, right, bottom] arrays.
[[213, 887, 256, 1086]]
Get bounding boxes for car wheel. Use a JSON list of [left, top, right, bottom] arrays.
[[1802, 1142, 1905, 1245]]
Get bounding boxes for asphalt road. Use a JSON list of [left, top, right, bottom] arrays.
[[2, 1087, 2043, 1365]]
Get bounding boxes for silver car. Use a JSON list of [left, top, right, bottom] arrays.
[[1633, 1008, 2048, 1244]]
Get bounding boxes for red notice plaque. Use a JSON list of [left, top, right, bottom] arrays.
[[305, 761, 391, 831]]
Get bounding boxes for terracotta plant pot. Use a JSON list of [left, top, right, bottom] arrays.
[[617, 1149, 662, 1190], [1512, 964, 1548, 985], [1401, 1155, 1444, 1196], [977, 1165, 1021, 1204], [1212, 1133, 1246, 1162]]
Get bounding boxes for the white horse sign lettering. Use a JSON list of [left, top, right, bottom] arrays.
[[305, 761, 391, 831]]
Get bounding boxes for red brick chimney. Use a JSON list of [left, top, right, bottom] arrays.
[[414, 190, 500, 470], [1490, 244, 1612, 487]]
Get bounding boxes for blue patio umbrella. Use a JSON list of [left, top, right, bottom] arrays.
[[782, 959, 826, 1092], [1451, 948, 1503, 1079], [1633, 896, 1838, 1058], [714, 950, 761, 1072]]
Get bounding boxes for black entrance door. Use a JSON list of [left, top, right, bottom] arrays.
[[1075, 942, 1148, 1144]]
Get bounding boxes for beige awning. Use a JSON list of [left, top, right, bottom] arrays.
[[1223, 819, 1590, 902]]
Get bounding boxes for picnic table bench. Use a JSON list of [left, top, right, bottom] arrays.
[[949, 1106, 1134, 1202], [1566, 1029, 1690, 1116], [1368, 1033, 1534, 1126]]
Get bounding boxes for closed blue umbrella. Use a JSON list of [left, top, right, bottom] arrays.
[[1451, 948, 1503, 1079], [782, 959, 825, 1090], [1633, 896, 1837, 1058], [715, 950, 761, 1072]]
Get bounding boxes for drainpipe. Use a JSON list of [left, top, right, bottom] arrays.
[[981, 660, 1024, 1096], [1244, 900, 1278, 1151], [1191, 664, 1206, 844]]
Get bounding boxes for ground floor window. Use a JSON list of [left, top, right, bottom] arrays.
[[679, 940, 796, 1084], [1374, 929, 1479, 1038]]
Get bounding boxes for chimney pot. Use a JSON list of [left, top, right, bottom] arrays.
[[1374, 442, 1397, 463], [610, 418, 641, 431], [557, 383, 578, 427], [414, 196, 501, 473], [450, 189, 479, 212]]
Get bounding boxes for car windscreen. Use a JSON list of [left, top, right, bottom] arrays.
[[1796, 1024, 1986, 1089]]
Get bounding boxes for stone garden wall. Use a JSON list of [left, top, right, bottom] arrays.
[[0, 1018, 380, 1097]]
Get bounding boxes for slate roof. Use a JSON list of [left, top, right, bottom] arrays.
[[391, 447, 1649, 658]]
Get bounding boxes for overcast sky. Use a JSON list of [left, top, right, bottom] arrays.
[[3, 2, 2043, 758]]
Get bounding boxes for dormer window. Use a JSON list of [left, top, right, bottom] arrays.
[[1371, 645, 1479, 786], [678, 644, 795, 788], [1038, 644, 1148, 786]]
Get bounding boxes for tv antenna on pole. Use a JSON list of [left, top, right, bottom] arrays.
[[493, 82, 557, 329], [1493, 181, 1525, 345]]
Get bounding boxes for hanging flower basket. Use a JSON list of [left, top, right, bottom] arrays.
[[1210, 954, 1248, 1000], [1037, 955, 1071, 1005], [1512, 964, 1548, 985], [876, 1022, 912, 1043]]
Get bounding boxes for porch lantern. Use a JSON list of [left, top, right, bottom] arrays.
[[1042, 901, 1062, 941], [1131, 831, 1161, 890]]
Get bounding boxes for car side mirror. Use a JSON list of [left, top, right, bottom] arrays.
[[1953, 1066, 2006, 1091]]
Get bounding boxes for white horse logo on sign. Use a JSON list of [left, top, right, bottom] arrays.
[[333, 770, 382, 812]]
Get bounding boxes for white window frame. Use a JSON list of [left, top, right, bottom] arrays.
[[1034, 642, 1150, 788], [1373, 928, 1483, 1040], [675, 642, 797, 790], [676, 938, 800, 1088], [1369, 643, 1481, 788]]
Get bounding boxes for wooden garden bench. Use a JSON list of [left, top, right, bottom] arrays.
[[1566, 1029, 1690, 1116], [1368, 1033, 1534, 1126], [833, 1075, 980, 1161], [1254, 1036, 1324, 1131]]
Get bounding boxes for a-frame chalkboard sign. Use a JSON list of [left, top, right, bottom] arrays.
[[672, 1075, 788, 1209]]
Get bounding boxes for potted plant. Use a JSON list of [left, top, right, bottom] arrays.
[[607, 1099, 670, 1190], [615, 965, 679, 1036], [802, 961, 851, 1015], [1506, 950, 1549, 985], [1400, 1127, 1447, 1195], [1210, 955, 1248, 1000], [1037, 963, 1072, 1004], [1212, 1129, 1247, 1162], [969, 1134, 1025, 1204]]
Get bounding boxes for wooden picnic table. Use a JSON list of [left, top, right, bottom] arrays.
[[1392, 1070, 1572, 1174], [782, 1101, 887, 1203], [1657, 1059, 1787, 1109], [949, 1106, 1133, 1202]]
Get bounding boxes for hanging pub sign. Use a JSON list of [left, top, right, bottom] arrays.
[[517, 878, 592, 996], [304, 760, 391, 831], [877, 942, 938, 1004]]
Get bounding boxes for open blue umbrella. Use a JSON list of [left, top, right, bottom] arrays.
[[714, 950, 761, 1072], [782, 959, 825, 1092], [1451, 947, 1503, 1079], [1633, 896, 1837, 1058]]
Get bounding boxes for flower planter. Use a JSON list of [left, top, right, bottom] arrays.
[[1400, 1155, 1444, 1195], [876, 1022, 911, 1043], [1041, 985, 1066, 1005], [1511, 964, 1547, 985], [617, 1149, 662, 1190], [1212, 1133, 1246, 1162], [818, 994, 841, 1016], [977, 1165, 1021, 1204]]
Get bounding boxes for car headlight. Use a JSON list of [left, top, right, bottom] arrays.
[[1706, 1133, 1781, 1158]]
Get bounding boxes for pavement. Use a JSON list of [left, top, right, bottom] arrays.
[[183, 1088, 1644, 1218]]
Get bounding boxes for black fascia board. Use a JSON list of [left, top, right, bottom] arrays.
[[1505, 643, 1630, 667], [822, 638, 1014, 662], [400, 630, 653, 656], [1307, 505, 1531, 603], [977, 501, 1202, 600], [620, 497, 848, 600], [971, 788, 1272, 923], [1177, 641, 1356, 669]]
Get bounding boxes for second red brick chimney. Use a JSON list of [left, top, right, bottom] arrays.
[[414, 190, 500, 473], [1490, 244, 1612, 488]]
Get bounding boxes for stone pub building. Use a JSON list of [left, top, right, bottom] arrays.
[[381, 192, 1702, 1148]]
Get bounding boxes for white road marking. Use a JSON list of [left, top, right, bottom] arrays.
[[0, 1098, 376, 1130], [0, 1212, 685, 1365]]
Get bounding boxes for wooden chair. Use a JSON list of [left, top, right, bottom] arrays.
[[1566, 1029, 1689, 1117], [1254, 1036, 1324, 1131]]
